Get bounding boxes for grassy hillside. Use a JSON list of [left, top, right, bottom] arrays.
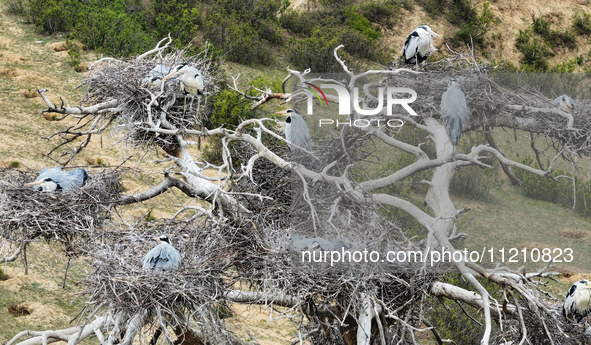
[[2, 0, 591, 344]]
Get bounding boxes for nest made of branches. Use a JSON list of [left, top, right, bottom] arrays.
[[80, 45, 219, 151], [0, 168, 121, 247], [77, 217, 236, 339]]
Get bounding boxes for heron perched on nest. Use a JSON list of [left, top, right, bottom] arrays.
[[162, 63, 204, 96], [552, 94, 575, 112], [440, 78, 469, 149], [143, 235, 181, 271], [141, 64, 171, 88], [276, 109, 312, 152], [291, 236, 349, 251], [403, 25, 439, 71], [26, 167, 88, 192], [563, 280, 591, 323]]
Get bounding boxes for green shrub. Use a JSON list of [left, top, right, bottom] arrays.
[[8, 161, 20, 169], [530, 15, 577, 50], [0, 268, 5, 281], [288, 31, 342, 72], [358, 0, 400, 26], [153, 0, 200, 46], [415, 0, 450, 17], [429, 274, 502, 344], [279, 9, 318, 36], [28, 0, 78, 33], [513, 157, 591, 218], [6, 0, 30, 16], [515, 29, 552, 72], [573, 13, 591, 36], [449, 2, 499, 48], [345, 6, 380, 40]]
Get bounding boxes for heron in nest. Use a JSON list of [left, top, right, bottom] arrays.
[[162, 63, 205, 112], [403, 25, 439, 71], [276, 109, 312, 152], [141, 64, 171, 88], [552, 94, 575, 112], [27, 167, 88, 192], [291, 236, 349, 252], [563, 280, 591, 323], [440, 78, 469, 150], [143, 235, 181, 271]]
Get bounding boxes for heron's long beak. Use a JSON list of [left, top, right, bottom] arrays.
[[161, 72, 177, 82], [152, 237, 160, 242], [26, 181, 42, 186], [275, 110, 288, 115], [429, 30, 439, 37], [567, 103, 574, 109]]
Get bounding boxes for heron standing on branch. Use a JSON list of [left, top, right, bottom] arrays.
[[440, 78, 469, 150], [276, 109, 312, 152], [563, 280, 591, 322], [27, 167, 88, 192], [403, 25, 439, 71], [142, 235, 181, 271]]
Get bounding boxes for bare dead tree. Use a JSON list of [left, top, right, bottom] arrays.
[[6, 38, 591, 345]]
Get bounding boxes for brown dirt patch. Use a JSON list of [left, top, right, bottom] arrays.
[[226, 303, 296, 345], [558, 228, 587, 240]]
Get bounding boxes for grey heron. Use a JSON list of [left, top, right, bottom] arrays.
[[563, 280, 591, 322], [276, 109, 312, 152], [162, 63, 204, 96], [26, 167, 88, 192], [141, 64, 171, 88], [291, 236, 349, 252], [403, 25, 439, 70], [552, 94, 575, 112], [440, 78, 469, 148], [142, 235, 181, 271]]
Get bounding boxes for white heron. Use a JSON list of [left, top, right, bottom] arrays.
[[563, 280, 591, 322], [142, 235, 181, 271], [276, 109, 312, 152], [26, 167, 88, 192], [162, 63, 204, 96], [403, 25, 439, 71], [440, 78, 469, 149], [552, 94, 575, 112]]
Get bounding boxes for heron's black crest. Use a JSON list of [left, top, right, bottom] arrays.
[[159, 235, 171, 244]]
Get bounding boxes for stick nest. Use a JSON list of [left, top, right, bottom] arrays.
[[78, 217, 236, 337], [0, 168, 121, 248]]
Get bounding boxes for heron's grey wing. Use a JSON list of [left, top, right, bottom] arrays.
[[292, 238, 314, 251], [55, 169, 88, 190], [68, 169, 88, 187], [440, 86, 469, 146], [290, 114, 312, 151], [36, 167, 62, 182], [150, 64, 170, 78], [403, 31, 419, 63], [143, 243, 181, 270]]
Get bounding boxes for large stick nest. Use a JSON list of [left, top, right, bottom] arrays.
[[228, 130, 441, 343], [77, 217, 238, 342], [0, 168, 121, 249], [81, 46, 219, 151]]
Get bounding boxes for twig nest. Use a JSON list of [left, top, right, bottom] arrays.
[[0, 168, 121, 248], [78, 219, 234, 338]]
